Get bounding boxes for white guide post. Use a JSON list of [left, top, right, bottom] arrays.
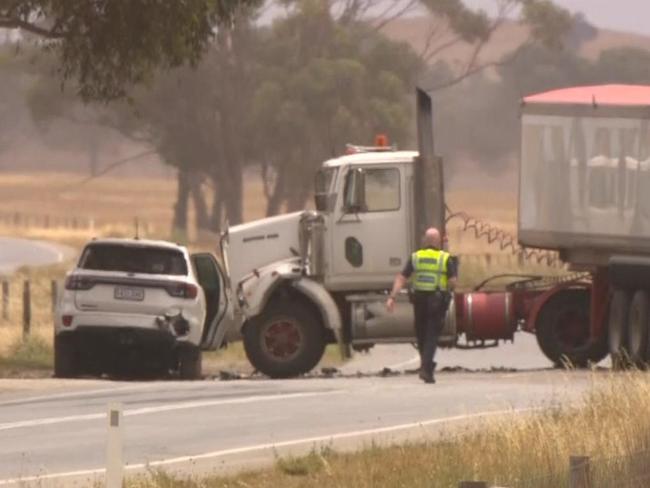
[[105, 403, 124, 488]]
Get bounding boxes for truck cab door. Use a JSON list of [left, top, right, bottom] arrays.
[[327, 163, 412, 290], [191, 253, 230, 350]]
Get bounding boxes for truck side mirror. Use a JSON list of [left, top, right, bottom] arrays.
[[343, 168, 366, 213]]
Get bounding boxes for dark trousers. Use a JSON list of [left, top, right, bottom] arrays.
[[412, 292, 446, 375]]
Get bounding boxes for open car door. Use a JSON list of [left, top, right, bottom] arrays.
[[191, 253, 230, 350]]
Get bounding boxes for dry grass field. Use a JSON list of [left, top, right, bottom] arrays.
[[0, 171, 521, 251]]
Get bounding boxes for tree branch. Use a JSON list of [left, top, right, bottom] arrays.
[[0, 18, 64, 38], [427, 40, 532, 92]]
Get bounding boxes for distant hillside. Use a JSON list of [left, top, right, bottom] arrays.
[[381, 16, 650, 69]]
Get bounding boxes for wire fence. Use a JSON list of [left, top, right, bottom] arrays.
[[0, 211, 153, 235], [0, 278, 60, 337]]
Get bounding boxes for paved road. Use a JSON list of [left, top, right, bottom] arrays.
[[0, 368, 596, 486], [341, 333, 611, 374], [0, 237, 75, 274]]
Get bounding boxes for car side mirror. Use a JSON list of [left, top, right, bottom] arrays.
[[343, 168, 366, 213]]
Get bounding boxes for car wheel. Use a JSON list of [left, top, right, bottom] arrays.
[[178, 345, 202, 380], [54, 335, 77, 378], [243, 300, 326, 379]]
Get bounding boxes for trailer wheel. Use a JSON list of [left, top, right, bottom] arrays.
[[53, 335, 77, 378], [535, 288, 603, 368], [608, 289, 631, 370], [627, 290, 649, 368], [244, 301, 326, 379]]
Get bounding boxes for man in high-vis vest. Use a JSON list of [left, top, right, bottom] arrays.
[[386, 228, 457, 383]]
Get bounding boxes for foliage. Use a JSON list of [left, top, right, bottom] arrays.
[[0, 0, 261, 101], [252, 2, 423, 213], [436, 42, 650, 175], [18, 0, 576, 228]]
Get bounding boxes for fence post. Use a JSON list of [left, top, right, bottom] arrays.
[[106, 403, 124, 488], [22, 280, 31, 338], [459, 482, 488, 488], [570, 455, 591, 488], [51, 280, 59, 315], [1, 281, 8, 320]]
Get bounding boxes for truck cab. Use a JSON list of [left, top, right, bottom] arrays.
[[317, 149, 418, 291]]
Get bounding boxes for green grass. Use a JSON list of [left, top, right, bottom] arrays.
[[0, 334, 52, 375]]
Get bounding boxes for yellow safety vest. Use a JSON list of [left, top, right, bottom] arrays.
[[411, 248, 450, 292]]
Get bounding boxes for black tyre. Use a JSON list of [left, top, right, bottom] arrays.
[[53, 335, 77, 378], [608, 289, 631, 370], [244, 300, 326, 378], [627, 290, 650, 368], [178, 345, 202, 380], [535, 288, 604, 368]]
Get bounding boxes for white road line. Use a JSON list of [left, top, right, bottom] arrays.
[[0, 406, 539, 486], [0, 383, 165, 407], [0, 390, 343, 432], [389, 354, 420, 370]]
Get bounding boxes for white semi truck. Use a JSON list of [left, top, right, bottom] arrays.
[[200, 89, 496, 378]]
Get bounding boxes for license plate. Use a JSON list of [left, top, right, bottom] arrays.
[[114, 286, 145, 301]]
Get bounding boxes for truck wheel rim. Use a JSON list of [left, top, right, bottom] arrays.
[[262, 320, 303, 361]]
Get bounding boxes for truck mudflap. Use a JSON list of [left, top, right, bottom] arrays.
[[290, 279, 349, 359]]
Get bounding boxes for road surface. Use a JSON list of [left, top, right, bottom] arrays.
[[0, 367, 597, 486], [0, 237, 75, 274]]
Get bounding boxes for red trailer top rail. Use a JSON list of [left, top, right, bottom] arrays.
[[523, 84, 650, 107]]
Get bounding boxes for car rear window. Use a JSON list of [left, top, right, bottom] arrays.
[[79, 244, 188, 275]]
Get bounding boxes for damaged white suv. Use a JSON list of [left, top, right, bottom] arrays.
[[54, 238, 227, 379]]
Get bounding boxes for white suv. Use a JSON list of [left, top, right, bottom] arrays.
[[55, 238, 228, 379]]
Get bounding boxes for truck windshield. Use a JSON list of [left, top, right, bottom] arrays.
[[314, 168, 338, 211], [79, 244, 188, 275]]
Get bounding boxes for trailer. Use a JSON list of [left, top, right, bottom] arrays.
[[199, 85, 650, 377], [516, 84, 650, 367]]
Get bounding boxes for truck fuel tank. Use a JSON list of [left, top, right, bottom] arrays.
[[348, 293, 457, 347], [456, 292, 517, 341]]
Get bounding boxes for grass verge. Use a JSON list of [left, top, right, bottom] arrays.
[[126, 373, 650, 488]]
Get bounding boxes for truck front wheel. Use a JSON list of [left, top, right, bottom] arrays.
[[244, 301, 326, 378]]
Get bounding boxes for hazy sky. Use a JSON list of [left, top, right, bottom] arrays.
[[463, 0, 649, 36]]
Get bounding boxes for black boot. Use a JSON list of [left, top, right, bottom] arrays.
[[419, 361, 435, 384]]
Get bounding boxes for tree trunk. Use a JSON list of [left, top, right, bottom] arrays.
[[209, 189, 223, 232], [265, 165, 287, 217], [172, 169, 190, 234], [286, 171, 311, 212], [224, 166, 244, 225], [189, 173, 210, 231]]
